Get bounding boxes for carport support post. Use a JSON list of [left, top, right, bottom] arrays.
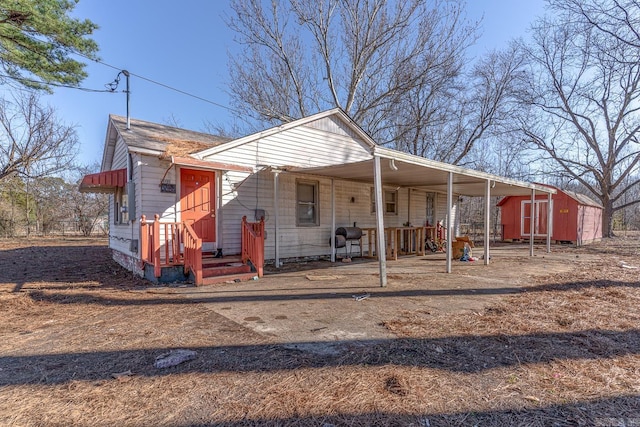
[[331, 179, 336, 263], [273, 170, 281, 268], [373, 155, 387, 287], [446, 172, 453, 273], [484, 179, 491, 265], [530, 188, 536, 256], [547, 191, 552, 253]]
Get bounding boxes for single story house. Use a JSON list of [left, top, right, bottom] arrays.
[[80, 108, 555, 286], [497, 184, 603, 245]]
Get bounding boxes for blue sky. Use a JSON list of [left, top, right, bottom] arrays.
[[37, 0, 546, 167]]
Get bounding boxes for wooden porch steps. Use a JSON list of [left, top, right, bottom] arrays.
[[199, 255, 256, 286]]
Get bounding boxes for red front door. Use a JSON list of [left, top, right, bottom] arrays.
[[180, 168, 216, 242]]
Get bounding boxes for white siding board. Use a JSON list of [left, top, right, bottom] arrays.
[[219, 170, 268, 255], [409, 191, 428, 227], [109, 137, 131, 253], [306, 116, 366, 142], [204, 125, 371, 169], [218, 170, 445, 261], [434, 193, 459, 239], [142, 156, 178, 222], [112, 136, 128, 169]]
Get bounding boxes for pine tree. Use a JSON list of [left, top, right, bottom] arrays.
[[0, 0, 98, 90]]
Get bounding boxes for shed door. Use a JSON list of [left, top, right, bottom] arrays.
[[180, 168, 216, 242], [521, 200, 550, 237]]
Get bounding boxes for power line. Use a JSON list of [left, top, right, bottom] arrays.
[[0, 73, 120, 93], [5, 24, 242, 115], [85, 55, 241, 115]]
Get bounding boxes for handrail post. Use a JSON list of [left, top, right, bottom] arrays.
[[182, 222, 203, 285], [241, 216, 248, 264], [258, 217, 265, 276], [153, 214, 161, 278], [194, 234, 203, 284], [140, 215, 148, 262]]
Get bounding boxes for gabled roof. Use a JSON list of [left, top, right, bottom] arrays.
[[192, 108, 376, 159], [496, 184, 603, 208], [102, 115, 231, 170], [563, 190, 603, 208]]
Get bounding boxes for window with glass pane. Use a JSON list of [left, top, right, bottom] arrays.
[[385, 190, 397, 214], [297, 180, 319, 226], [426, 193, 434, 226], [371, 187, 398, 215]]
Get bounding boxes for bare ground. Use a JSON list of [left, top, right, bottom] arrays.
[[0, 236, 639, 426]]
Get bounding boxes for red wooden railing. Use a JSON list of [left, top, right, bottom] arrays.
[[182, 222, 203, 285], [140, 214, 264, 284], [140, 214, 182, 278], [241, 215, 265, 277]]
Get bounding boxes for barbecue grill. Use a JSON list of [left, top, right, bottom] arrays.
[[334, 226, 363, 258]]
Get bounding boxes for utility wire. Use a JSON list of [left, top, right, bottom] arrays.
[[4, 23, 242, 115], [0, 73, 120, 93], [70, 49, 243, 115]]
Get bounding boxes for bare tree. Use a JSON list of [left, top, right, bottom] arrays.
[[390, 45, 526, 165], [29, 175, 70, 234], [549, 0, 640, 48], [72, 164, 109, 236], [517, 1, 640, 237], [0, 91, 78, 181], [225, 0, 521, 165]]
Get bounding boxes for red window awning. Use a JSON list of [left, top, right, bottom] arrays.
[[79, 168, 127, 193]]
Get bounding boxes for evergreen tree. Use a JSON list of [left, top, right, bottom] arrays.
[[0, 0, 98, 90]]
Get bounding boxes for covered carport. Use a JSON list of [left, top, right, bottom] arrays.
[[288, 146, 556, 287]]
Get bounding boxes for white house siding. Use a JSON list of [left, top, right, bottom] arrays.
[[138, 156, 183, 257], [408, 190, 428, 227], [109, 136, 132, 256], [434, 192, 459, 239], [208, 117, 374, 260], [206, 118, 467, 261], [306, 115, 363, 140], [143, 156, 178, 222], [204, 120, 372, 169], [218, 169, 441, 261], [219, 169, 268, 256]]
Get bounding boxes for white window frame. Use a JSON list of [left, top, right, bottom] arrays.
[[521, 199, 551, 236], [296, 179, 319, 227], [113, 187, 129, 225], [370, 187, 398, 215]]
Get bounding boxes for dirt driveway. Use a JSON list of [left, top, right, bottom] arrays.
[[177, 245, 598, 347], [1, 237, 638, 426]]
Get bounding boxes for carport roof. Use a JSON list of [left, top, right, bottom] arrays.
[[288, 146, 554, 197]]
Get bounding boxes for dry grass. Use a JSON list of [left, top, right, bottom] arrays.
[[0, 237, 639, 426]]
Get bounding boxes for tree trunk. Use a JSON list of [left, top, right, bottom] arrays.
[[602, 195, 614, 238]]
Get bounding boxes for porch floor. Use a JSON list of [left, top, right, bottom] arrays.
[[175, 244, 598, 347]]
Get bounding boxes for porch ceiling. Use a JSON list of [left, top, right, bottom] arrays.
[[287, 153, 554, 197]]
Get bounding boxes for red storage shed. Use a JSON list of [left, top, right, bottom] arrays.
[[497, 185, 603, 246]]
